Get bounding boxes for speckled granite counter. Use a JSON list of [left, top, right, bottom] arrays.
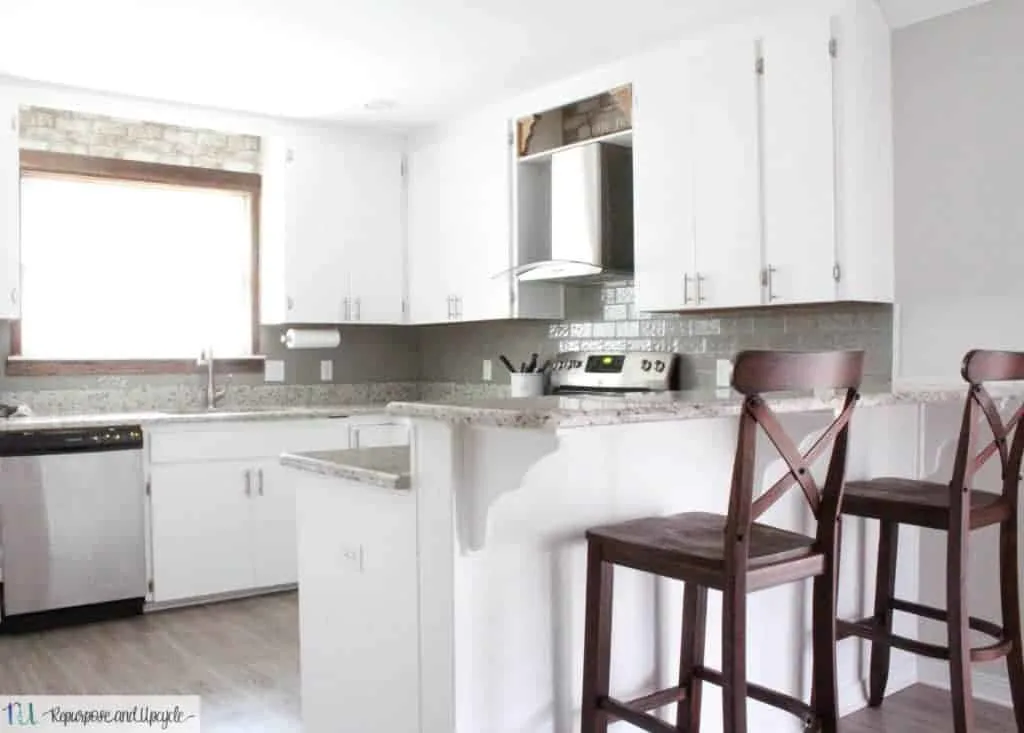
[[281, 446, 411, 490], [385, 381, 1024, 430], [0, 405, 391, 432]]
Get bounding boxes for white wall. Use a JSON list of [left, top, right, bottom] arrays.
[[893, 0, 1024, 381]]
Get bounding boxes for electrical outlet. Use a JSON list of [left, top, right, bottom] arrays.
[[716, 359, 733, 389], [340, 544, 364, 573], [264, 359, 285, 383], [482, 359, 493, 382], [320, 360, 333, 382]]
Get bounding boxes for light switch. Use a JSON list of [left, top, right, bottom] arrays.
[[716, 359, 733, 389], [320, 360, 333, 382], [264, 359, 285, 383]]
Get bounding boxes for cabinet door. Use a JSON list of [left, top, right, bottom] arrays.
[[0, 93, 19, 319], [250, 461, 298, 588], [691, 36, 764, 309], [149, 461, 255, 602], [340, 140, 405, 324], [406, 138, 451, 324], [441, 116, 513, 322], [286, 134, 349, 323], [761, 13, 838, 305], [632, 45, 698, 312]]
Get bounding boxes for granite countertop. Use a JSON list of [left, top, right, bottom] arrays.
[[280, 446, 411, 490], [0, 405, 391, 432], [384, 381, 1024, 430]]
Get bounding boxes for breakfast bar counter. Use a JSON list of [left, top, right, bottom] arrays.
[[289, 382, 1022, 733]]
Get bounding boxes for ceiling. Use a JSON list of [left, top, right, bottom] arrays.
[[0, 0, 993, 126]]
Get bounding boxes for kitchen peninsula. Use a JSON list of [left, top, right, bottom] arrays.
[[284, 382, 1010, 733]]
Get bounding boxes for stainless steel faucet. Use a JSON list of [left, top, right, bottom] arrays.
[[197, 348, 228, 409]]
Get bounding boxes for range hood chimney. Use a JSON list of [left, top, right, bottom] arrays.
[[515, 142, 634, 283]]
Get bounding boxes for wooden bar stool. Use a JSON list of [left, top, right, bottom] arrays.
[[838, 349, 1024, 733], [580, 350, 864, 733]]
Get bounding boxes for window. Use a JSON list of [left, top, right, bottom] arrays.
[[10, 152, 261, 374]]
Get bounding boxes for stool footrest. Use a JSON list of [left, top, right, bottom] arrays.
[[838, 618, 950, 660], [625, 686, 687, 712], [694, 666, 816, 725], [598, 696, 678, 733], [890, 598, 1006, 643]]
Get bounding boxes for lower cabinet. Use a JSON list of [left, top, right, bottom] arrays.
[[149, 460, 261, 602], [147, 417, 409, 605]]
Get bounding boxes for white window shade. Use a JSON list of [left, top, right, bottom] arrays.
[[19, 173, 254, 360]]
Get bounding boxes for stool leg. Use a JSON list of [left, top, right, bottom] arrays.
[[812, 534, 841, 733], [581, 540, 614, 733], [948, 517, 974, 733], [677, 583, 708, 733], [999, 518, 1024, 729], [722, 583, 747, 733], [868, 521, 899, 707]]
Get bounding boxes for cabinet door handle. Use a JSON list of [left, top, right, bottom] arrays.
[[766, 266, 779, 301], [446, 296, 454, 320], [9, 288, 16, 306], [683, 274, 692, 305], [343, 297, 350, 321], [455, 296, 462, 319], [353, 297, 361, 321], [244, 469, 252, 496], [257, 468, 264, 497], [696, 274, 706, 304]]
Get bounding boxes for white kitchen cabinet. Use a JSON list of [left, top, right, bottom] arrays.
[[760, 12, 839, 305], [261, 128, 405, 325], [0, 92, 19, 320], [146, 419, 353, 604], [250, 460, 299, 589], [690, 34, 763, 309], [632, 44, 697, 312], [407, 112, 563, 324], [634, 36, 762, 312], [149, 461, 257, 602]]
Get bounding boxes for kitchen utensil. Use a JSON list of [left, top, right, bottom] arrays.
[[526, 353, 538, 373], [499, 355, 517, 374]]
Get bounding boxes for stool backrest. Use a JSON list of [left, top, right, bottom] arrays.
[[727, 350, 864, 564], [951, 350, 1024, 511]]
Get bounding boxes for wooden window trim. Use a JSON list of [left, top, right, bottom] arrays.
[[9, 151, 263, 377]]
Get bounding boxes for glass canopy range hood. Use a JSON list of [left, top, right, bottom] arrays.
[[512, 141, 634, 284]]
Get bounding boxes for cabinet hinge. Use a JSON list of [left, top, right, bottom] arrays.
[[507, 130, 514, 147], [145, 478, 151, 497], [147, 579, 154, 593], [833, 263, 842, 282], [829, 38, 838, 58], [400, 157, 407, 177], [756, 56, 765, 75]]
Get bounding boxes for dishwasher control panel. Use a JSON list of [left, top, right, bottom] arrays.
[[0, 425, 144, 456]]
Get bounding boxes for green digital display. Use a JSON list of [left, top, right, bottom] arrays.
[[586, 355, 625, 374]]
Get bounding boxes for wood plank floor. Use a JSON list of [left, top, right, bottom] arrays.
[[0, 592, 1015, 732], [0, 592, 300, 732]]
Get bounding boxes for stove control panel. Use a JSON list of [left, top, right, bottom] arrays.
[[549, 352, 680, 393]]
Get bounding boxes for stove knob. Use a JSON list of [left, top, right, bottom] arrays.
[[655, 360, 666, 373], [641, 359, 653, 372], [574, 360, 583, 369]]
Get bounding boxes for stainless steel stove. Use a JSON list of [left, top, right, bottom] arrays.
[[549, 352, 681, 395]]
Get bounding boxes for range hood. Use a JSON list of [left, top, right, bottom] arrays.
[[515, 142, 634, 283]]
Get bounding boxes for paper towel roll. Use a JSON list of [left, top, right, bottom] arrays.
[[282, 328, 341, 349]]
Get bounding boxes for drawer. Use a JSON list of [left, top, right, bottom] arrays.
[[350, 422, 408, 449], [148, 419, 350, 463]]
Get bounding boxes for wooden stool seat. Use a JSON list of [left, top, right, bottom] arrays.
[[589, 512, 821, 588], [581, 350, 865, 733], [844, 478, 1010, 530]]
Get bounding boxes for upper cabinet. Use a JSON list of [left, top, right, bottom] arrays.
[[406, 111, 563, 324], [0, 92, 19, 320], [634, 0, 894, 312], [261, 128, 405, 325]]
